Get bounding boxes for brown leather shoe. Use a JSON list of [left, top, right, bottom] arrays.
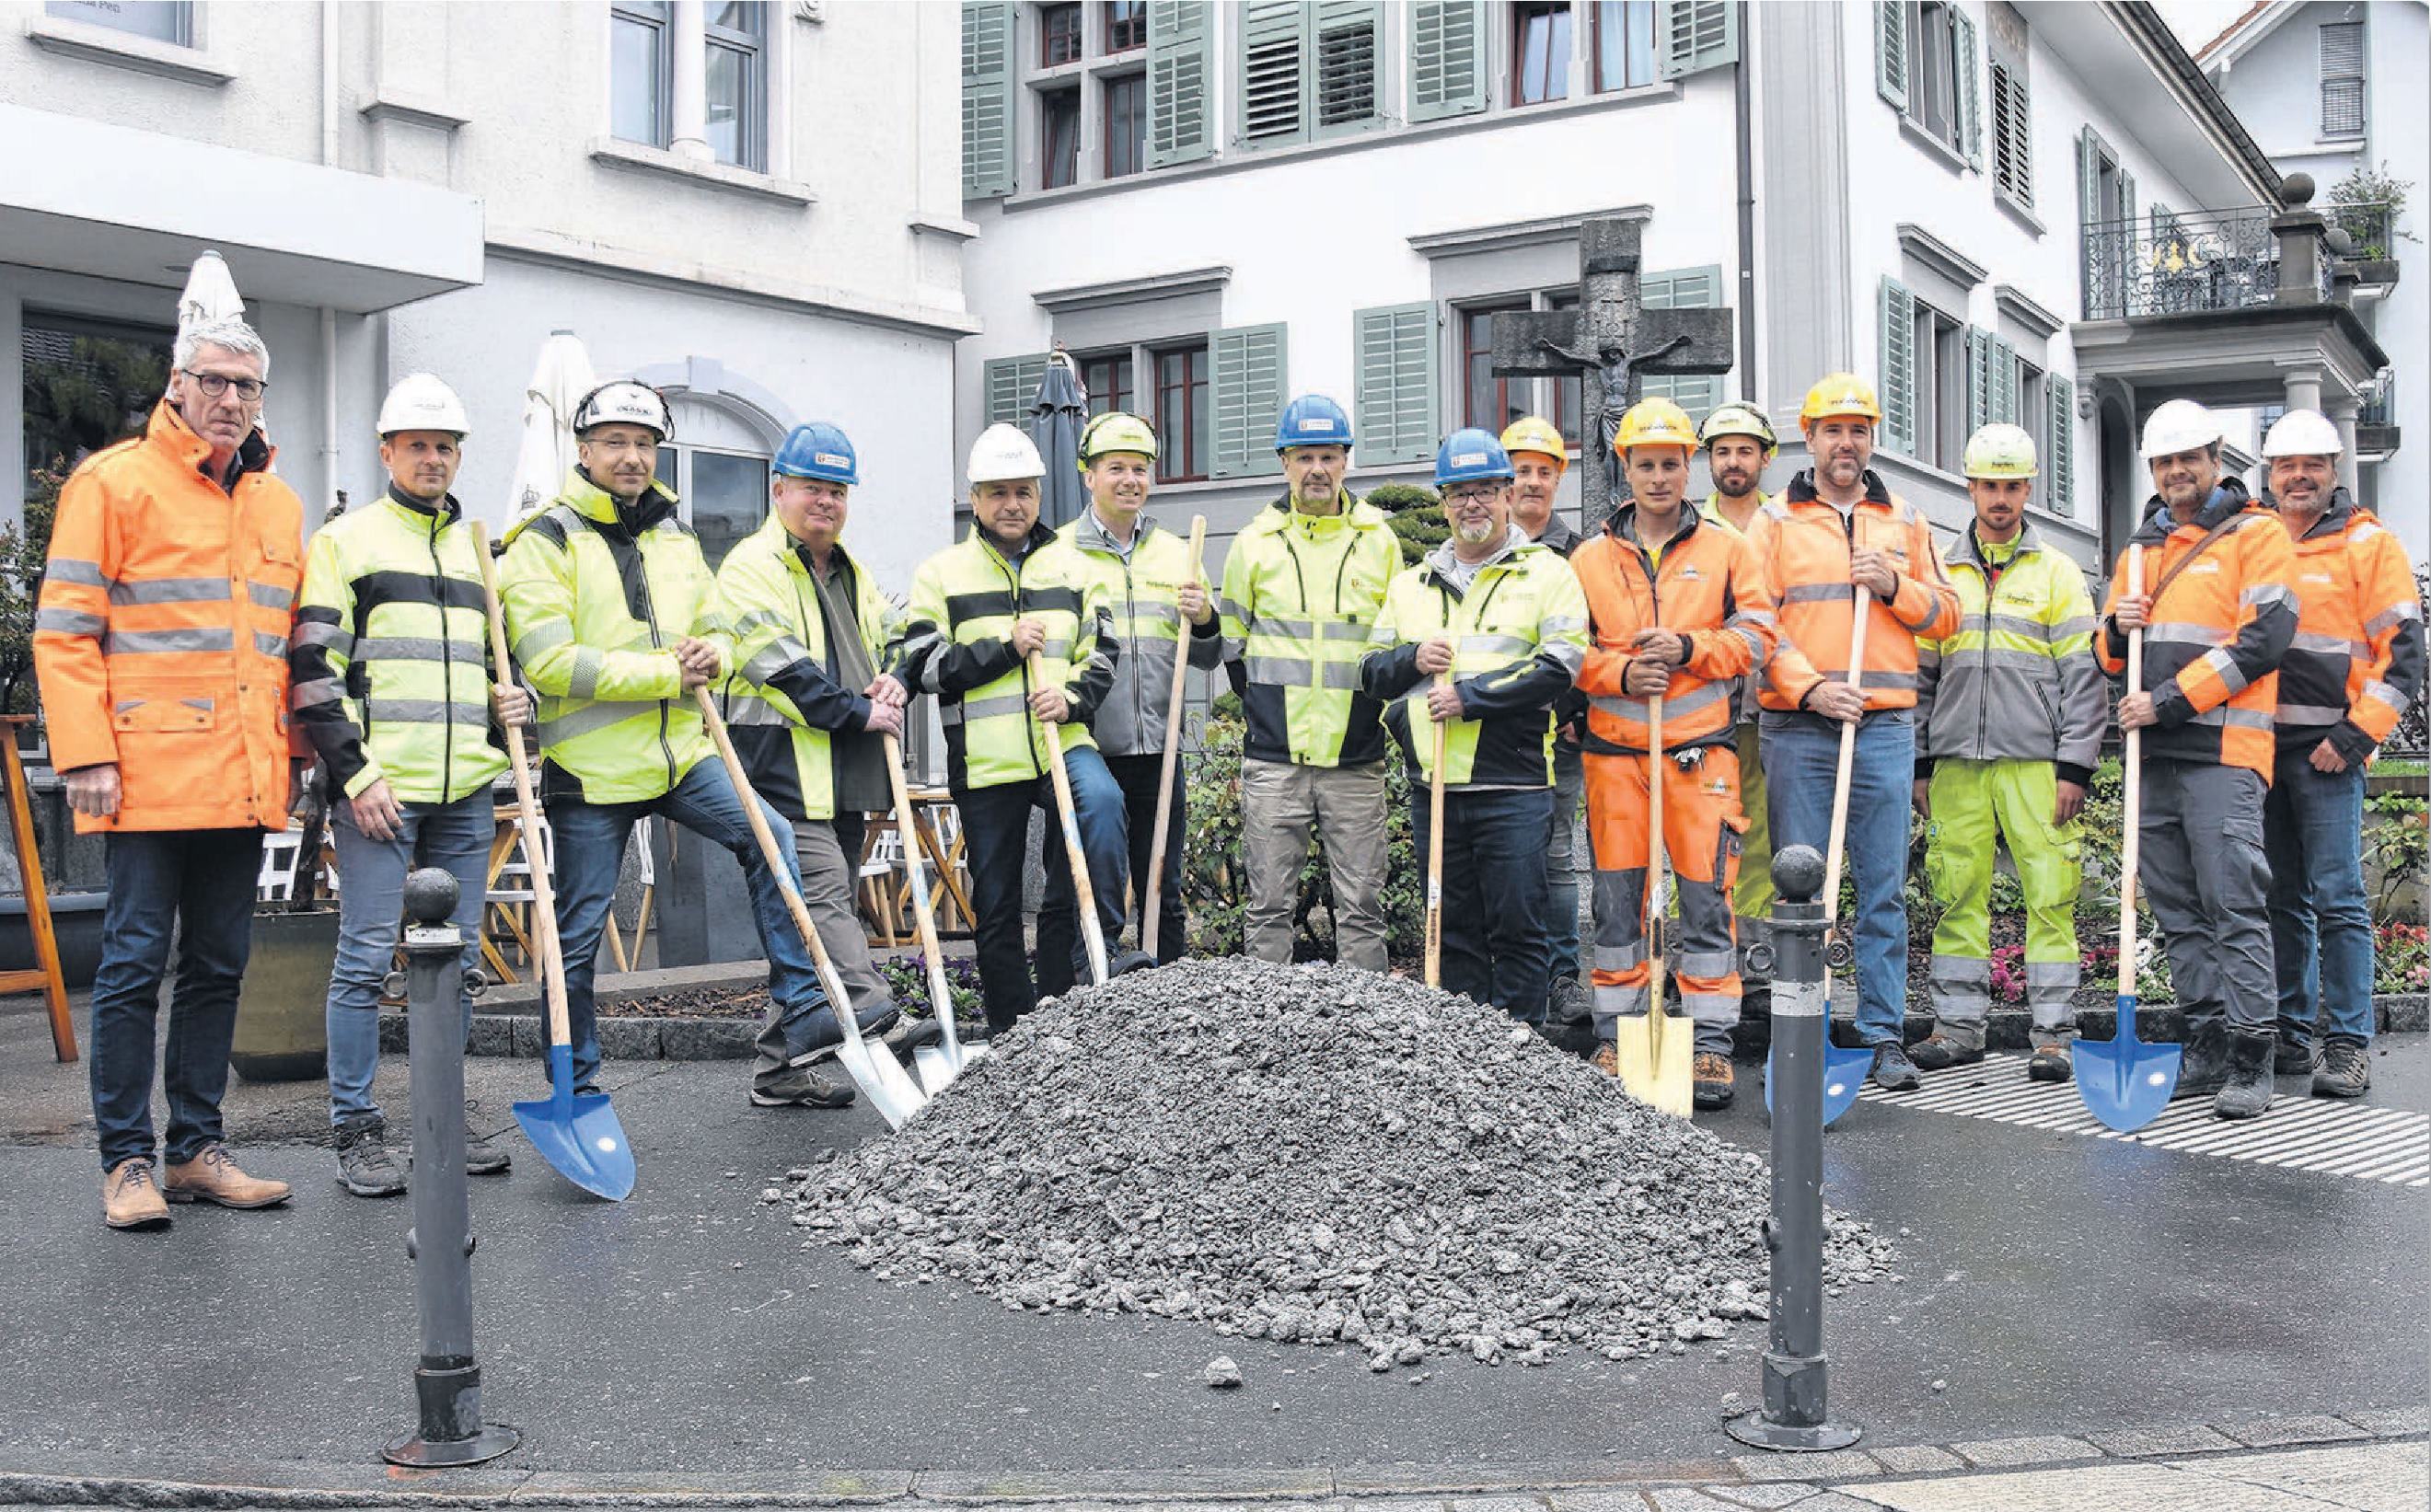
[[163, 1144, 291, 1210], [102, 1158, 170, 1230], [1591, 1042, 1620, 1078], [1692, 1052, 1736, 1110]]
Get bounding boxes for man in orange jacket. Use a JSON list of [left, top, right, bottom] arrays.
[[34, 316, 307, 1229], [1573, 399, 1777, 1109], [1746, 375, 1961, 1091]]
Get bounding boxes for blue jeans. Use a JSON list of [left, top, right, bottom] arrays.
[[1765, 710, 1916, 1045], [548, 756, 831, 1092], [963, 745, 1128, 1031], [326, 792, 492, 1125], [2266, 756, 2374, 1047], [88, 827, 264, 1170], [1416, 785, 1556, 1026]]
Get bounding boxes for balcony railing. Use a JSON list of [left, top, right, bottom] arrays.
[[2081, 206, 2291, 320], [2361, 377, 2395, 429], [2331, 201, 2397, 260]]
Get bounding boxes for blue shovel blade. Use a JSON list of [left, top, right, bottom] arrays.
[[515, 1045, 636, 1201], [1764, 1041, 1873, 1127], [2075, 996, 2182, 1133]]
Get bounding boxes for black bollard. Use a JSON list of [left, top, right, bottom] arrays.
[[383, 868, 520, 1469], [1726, 844, 1862, 1452]]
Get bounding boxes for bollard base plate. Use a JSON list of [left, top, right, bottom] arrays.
[[382, 1424, 520, 1469], [1724, 1412, 1863, 1452]]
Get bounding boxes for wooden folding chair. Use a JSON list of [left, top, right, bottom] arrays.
[[857, 814, 906, 946], [605, 815, 659, 972], [0, 718, 74, 1061], [484, 806, 554, 985]]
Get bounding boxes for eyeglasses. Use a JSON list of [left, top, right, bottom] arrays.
[[184, 370, 268, 402], [1444, 486, 1503, 505]]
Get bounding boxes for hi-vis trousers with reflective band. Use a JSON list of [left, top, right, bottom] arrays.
[[1583, 744, 1745, 1052], [1922, 758, 2081, 1041]]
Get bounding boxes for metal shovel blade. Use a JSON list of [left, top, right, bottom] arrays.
[[514, 1045, 635, 1201], [836, 1026, 927, 1131], [1764, 1040, 1873, 1128], [914, 1038, 990, 1095], [2076, 995, 2182, 1132], [1614, 1010, 1695, 1118]]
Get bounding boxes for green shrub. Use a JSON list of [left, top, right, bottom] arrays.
[[1365, 480, 1445, 566]]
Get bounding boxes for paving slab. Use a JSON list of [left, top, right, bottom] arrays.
[[1836, 1460, 2352, 1511], [2166, 1441, 2431, 1512], [2217, 1414, 2374, 1449], [1944, 1436, 2097, 1469], [1700, 1487, 1819, 1510], [1863, 1446, 1960, 1475], [2081, 1424, 2241, 1458]]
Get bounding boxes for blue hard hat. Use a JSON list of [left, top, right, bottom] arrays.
[[773, 421, 859, 485], [1433, 428, 1515, 488], [1274, 394, 1353, 454]]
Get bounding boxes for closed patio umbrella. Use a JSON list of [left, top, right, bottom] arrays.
[[1028, 350, 1089, 530]]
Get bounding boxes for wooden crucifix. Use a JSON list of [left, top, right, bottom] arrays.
[[1490, 215, 1736, 528]]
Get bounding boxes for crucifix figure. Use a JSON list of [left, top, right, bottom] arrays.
[[1491, 215, 1736, 529]]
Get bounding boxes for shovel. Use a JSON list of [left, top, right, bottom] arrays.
[[1765, 584, 1877, 1128], [1423, 672, 1449, 988], [1028, 652, 1157, 983], [693, 687, 928, 1129], [2078, 544, 2181, 1130], [1140, 515, 1208, 962], [883, 732, 983, 1093], [1616, 697, 1695, 1115], [470, 524, 634, 1202]]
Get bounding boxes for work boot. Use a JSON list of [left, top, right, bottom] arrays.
[[2027, 1043, 2074, 1083], [1909, 1027, 1986, 1071], [334, 1115, 408, 1198], [1692, 1052, 1735, 1111], [101, 1157, 170, 1231], [751, 1067, 857, 1109], [1870, 1041, 1921, 1091], [2314, 1038, 2370, 1099], [163, 1144, 292, 1209], [2212, 1029, 2275, 1121], [463, 1099, 511, 1176], [1590, 1041, 1620, 1079], [2274, 1037, 2317, 1079], [2172, 1018, 2231, 1100]]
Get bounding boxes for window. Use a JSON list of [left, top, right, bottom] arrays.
[[1879, 0, 1981, 168], [1237, 1, 1380, 147], [704, 2, 767, 170], [1314, 5, 1378, 128], [44, 0, 191, 44], [1152, 344, 1210, 482], [653, 444, 770, 571], [1104, 72, 1146, 178], [1592, 1, 1656, 92], [1041, 2, 1082, 65], [1041, 87, 1081, 189], [1912, 3, 1961, 154], [1915, 300, 1965, 471], [1513, 2, 1573, 106], [1989, 58, 2031, 208], [1545, 291, 1585, 444], [2320, 21, 2365, 139], [1081, 352, 1136, 418], [1105, 0, 1146, 52], [611, 1, 671, 148], [2015, 353, 2048, 502], [22, 313, 172, 493], [1459, 302, 1530, 433]]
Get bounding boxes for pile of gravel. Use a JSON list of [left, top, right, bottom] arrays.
[[782, 958, 1892, 1371]]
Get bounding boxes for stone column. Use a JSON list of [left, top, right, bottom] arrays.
[[2285, 367, 2324, 416], [670, 0, 711, 162], [2328, 397, 2362, 493]]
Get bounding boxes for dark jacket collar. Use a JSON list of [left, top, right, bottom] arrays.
[[2267, 485, 2357, 541], [381, 487, 461, 527], [1528, 513, 1584, 555], [2134, 475, 2257, 544], [1608, 501, 1707, 552], [147, 398, 272, 487]]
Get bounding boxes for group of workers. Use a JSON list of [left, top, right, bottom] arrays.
[[33, 313, 2422, 1234]]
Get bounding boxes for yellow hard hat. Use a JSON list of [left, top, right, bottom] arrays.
[[1799, 373, 1882, 426], [1078, 410, 1159, 467], [1614, 398, 1699, 455], [1499, 414, 1568, 467], [1962, 422, 2038, 479], [1698, 401, 1777, 453]]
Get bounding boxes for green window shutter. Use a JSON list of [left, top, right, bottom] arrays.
[[1880, 277, 1917, 457], [1954, 6, 1983, 171], [1658, 0, 1739, 79], [1314, 1, 1383, 137], [1148, 3, 1216, 168], [2048, 375, 2076, 516], [1211, 323, 1289, 479], [1963, 328, 1988, 438], [1408, 1, 1487, 123], [1353, 304, 1437, 465], [1992, 64, 2032, 206], [983, 353, 1052, 427], [961, 2, 1015, 199], [1991, 336, 2019, 425], [1239, 1, 1308, 146], [1876, 2, 1909, 113], [2120, 167, 2137, 238], [1638, 267, 1726, 421]]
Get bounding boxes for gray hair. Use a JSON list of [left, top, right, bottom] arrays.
[[173, 317, 271, 377]]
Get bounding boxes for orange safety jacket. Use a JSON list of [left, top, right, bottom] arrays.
[[2097, 479, 2297, 779], [2271, 490, 2423, 766], [1746, 470, 1961, 715], [1572, 503, 1777, 756], [33, 401, 306, 833]]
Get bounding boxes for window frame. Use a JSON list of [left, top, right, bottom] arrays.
[[1151, 341, 1211, 483], [1592, 0, 1657, 95], [1914, 298, 1965, 473], [702, 1, 770, 172], [1511, 1, 1575, 108], [2318, 19, 2366, 140], [1080, 349, 1138, 419], [654, 440, 773, 572], [1102, 68, 1147, 179], [1040, 1, 1083, 67], [1455, 298, 1532, 433], [1039, 83, 1082, 190], [43, 0, 192, 46], [610, 0, 674, 150], [1104, 0, 1147, 54], [1910, 1, 1962, 156]]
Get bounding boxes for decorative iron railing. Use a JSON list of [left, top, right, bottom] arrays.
[[2080, 206, 2290, 320]]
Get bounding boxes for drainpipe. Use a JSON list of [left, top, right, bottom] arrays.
[[1733, 0, 1758, 404], [320, 0, 342, 524]]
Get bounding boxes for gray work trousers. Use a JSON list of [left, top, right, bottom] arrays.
[[1545, 739, 1586, 986], [750, 814, 897, 1080], [2138, 759, 2275, 1033], [1239, 757, 1391, 973]]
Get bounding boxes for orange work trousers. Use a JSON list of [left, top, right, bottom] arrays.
[[1582, 743, 1747, 1052]]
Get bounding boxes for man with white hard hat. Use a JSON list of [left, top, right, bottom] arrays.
[[2098, 398, 2297, 1119], [2257, 409, 2424, 1100]]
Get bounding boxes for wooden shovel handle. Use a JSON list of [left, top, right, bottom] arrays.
[[1820, 584, 1873, 933], [1424, 672, 1450, 988], [882, 732, 956, 1031], [1027, 652, 1111, 985], [1141, 514, 1207, 959]]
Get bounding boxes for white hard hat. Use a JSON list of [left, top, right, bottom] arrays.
[[2261, 408, 2344, 459], [967, 422, 1045, 485], [573, 380, 673, 442], [2139, 398, 2222, 460], [376, 372, 469, 438]]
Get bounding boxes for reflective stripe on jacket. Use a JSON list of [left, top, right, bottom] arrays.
[[2097, 479, 2297, 779], [290, 490, 504, 805], [1915, 523, 2105, 782], [1218, 495, 1400, 768], [1573, 503, 1777, 756], [33, 400, 305, 833], [498, 469, 735, 804], [2273, 491, 2424, 765], [1357, 529, 1588, 787], [1746, 470, 1962, 716], [893, 523, 1114, 791], [1059, 509, 1223, 757], [715, 513, 900, 823]]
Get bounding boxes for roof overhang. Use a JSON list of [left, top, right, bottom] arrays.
[[2071, 303, 2390, 407], [2024, 2, 2285, 209], [2196, 0, 2298, 70], [0, 102, 482, 313]]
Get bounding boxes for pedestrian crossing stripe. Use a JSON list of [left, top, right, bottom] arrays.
[[1855, 1054, 2431, 1187]]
